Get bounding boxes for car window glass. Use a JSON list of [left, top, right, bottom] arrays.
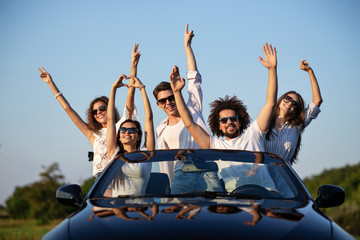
[[90, 150, 304, 201]]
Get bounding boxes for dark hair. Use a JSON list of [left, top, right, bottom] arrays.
[[260, 208, 304, 221], [208, 95, 250, 137], [117, 119, 142, 154], [86, 96, 120, 134], [266, 91, 305, 164], [207, 205, 242, 214], [153, 82, 172, 100]]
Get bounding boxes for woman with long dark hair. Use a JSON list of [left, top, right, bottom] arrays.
[[38, 44, 141, 177], [264, 60, 322, 165], [106, 74, 154, 196]]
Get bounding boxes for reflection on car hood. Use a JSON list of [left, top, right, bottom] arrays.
[[65, 198, 332, 240]]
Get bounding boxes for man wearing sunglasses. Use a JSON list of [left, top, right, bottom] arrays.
[[152, 25, 210, 184], [169, 43, 278, 193], [170, 43, 278, 152]]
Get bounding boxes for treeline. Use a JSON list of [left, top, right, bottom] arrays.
[[303, 161, 360, 235], [4, 163, 94, 224], [3, 161, 360, 235]]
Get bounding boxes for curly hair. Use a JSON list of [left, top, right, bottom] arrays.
[[116, 119, 143, 154], [208, 95, 250, 137], [86, 96, 120, 134], [265, 91, 305, 164], [207, 205, 242, 214]]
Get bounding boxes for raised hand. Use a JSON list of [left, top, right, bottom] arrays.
[[38, 67, 52, 84], [258, 43, 277, 69], [128, 75, 136, 88], [300, 59, 311, 72], [127, 75, 144, 89], [112, 74, 129, 89], [131, 43, 141, 68], [184, 24, 195, 46], [170, 65, 185, 92]]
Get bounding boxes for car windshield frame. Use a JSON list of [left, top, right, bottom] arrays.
[[88, 149, 309, 202]]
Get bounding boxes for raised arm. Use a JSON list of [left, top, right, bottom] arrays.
[[107, 74, 128, 158], [170, 66, 210, 148], [184, 24, 197, 71], [257, 43, 278, 132], [300, 60, 323, 107], [38, 67, 95, 144], [125, 44, 141, 119], [128, 76, 155, 151]]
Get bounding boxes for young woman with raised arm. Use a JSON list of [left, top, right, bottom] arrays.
[[106, 74, 155, 196], [38, 44, 141, 177], [264, 60, 322, 165]]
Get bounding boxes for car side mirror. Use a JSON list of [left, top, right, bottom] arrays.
[[315, 184, 344, 208], [56, 184, 83, 207]]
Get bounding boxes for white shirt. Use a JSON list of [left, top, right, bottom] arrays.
[[210, 121, 265, 151], [156, 71, 209, 183], [216, 162, 276, 192], [110, 143, 152, 196], [92, 107, 138, 176], [111, 160, 152, 197], [210, 121, 274, 192], [163, 120, 192, 149]]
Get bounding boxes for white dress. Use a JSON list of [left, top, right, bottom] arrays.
[[111, 147, 152, 197], [92, 107, 138, 176]]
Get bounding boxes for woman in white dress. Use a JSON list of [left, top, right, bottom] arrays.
[[106, 73, 155, 197], [38, 45, 140, 177]]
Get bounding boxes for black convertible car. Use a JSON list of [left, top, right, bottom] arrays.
[[43, 149, 354, 240]]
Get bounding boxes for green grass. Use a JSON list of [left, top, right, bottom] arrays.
[[0, 219, 62, 240]]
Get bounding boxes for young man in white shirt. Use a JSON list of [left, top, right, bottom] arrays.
[[170, 43, 278, 151], [153, 25, 209, 184], [169, 43, 278, 192]]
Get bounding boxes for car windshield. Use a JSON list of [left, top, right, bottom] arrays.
[[89, 149, 307, 202]]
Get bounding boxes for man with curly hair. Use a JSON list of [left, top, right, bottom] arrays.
[[169, 43, 278, 193], [207, 95, 251, 143], [169, 43, 278, 151]]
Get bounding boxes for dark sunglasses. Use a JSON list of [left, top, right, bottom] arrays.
[[283, 95, 299, 108], [219, 116, 238, 124], [119, 127, 138, 134], [157, 95, 175, 104], [92, 105, 107, 115]]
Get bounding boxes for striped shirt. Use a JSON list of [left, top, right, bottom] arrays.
[[264, 102, 321, 164]]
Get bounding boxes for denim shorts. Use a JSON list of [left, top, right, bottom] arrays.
[[171, 170, 224, 194]]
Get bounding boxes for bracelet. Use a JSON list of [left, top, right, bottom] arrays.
[[139, 85, 145, 90], [54, 92, 63, 98]]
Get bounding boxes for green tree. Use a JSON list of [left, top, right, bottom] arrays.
[[5, 163, 73, 224], [303, 161, 360, 235], [5, 185, 31, 219], [81, 176, 96, 197]]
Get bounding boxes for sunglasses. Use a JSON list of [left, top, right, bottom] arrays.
[[283, 95, 299, 108], [157, 95, 175, 104], [119, 127, 138, 134], [92, 105, 107, 115], [219, 116, 238, 124]]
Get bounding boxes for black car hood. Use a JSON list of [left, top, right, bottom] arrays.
[[62, 198, 334, 240]]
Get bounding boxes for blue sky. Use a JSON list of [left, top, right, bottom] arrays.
[[0, 0, 359, 204]]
